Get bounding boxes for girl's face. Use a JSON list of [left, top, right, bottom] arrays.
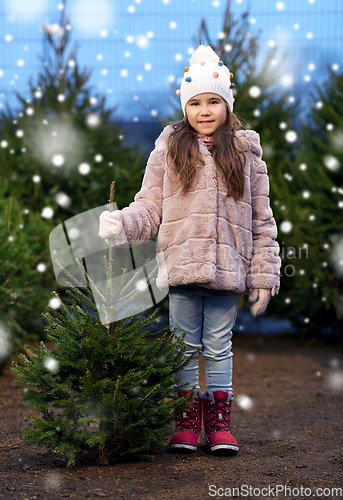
[[185, 93, 227, 135]]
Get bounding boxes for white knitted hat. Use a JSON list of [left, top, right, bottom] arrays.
[[176, 44, 235, 116]]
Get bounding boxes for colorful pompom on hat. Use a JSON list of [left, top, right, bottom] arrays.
[[176, 44, 235, 116]]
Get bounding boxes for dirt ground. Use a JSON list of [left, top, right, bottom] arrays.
[[1, 335, 343, 500]]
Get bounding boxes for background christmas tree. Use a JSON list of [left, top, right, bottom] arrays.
[[0, 9, 145, 219], [0, 180, 53, 374], [0, 4, 151, 360], [269, 67, 343, 336]]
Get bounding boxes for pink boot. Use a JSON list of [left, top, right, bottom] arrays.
[[202, 390, 239, 453], [169, 388, 202, 451]]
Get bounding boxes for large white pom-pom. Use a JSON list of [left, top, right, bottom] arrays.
[[189, 44, 219, 66]]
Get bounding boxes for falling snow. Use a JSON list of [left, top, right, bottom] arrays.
[[49, 297, 61, 309], [68, 227, 80, 240], [236, 394, 253, 410], [45, 473, 62, 489], [0, 321, 11, 362], [135, 279, 148, 291], [43, 356, 60, 373], [327, 370, 343, 392], [280, 221, 292, 233], [86, 114, 101, 127], [323, 155, 340, 172], [249, 86, 261, 98], [55, 192, 72, 208], [329, 235, 343, 278], [0, 0, 341, 363], [285, 131, 297, 143], [79, 163, 91, 175], [272, 429, 282, 440], [52, 154, 65, 167], [41, 207, 54, 219]]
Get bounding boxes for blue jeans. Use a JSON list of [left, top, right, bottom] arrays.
[[169, 284, 240, 392]]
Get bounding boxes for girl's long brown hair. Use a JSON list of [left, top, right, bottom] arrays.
[[166, 103, 248, 201]]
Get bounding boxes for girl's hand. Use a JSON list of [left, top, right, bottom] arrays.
[[99, 210, 123, 239], [248, 288, 276, 316]]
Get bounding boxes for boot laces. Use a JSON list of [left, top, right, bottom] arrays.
[[206, 398, 231, 433], [175, 399, 200, 433]]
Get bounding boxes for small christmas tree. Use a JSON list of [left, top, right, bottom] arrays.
[[11, 182, 195, 466], [11, 261, 194, 466]]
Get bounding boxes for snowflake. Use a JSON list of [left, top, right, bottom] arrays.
[[52, 154, 64, 167], [236, 394, 253, 410], [37, 263, 46, 272], [280, 221, 292, 233], [285, 131, 297, 143], [55, 192, 71, 208], [249, 86, 261, 98], [43, 357, 60, 373], [68, 227, 80, 240], [79, 163, 91, 175], [41, 207, 54, 219], [324, 155, 340, 171]]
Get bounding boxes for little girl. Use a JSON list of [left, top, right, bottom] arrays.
[[99, 44, 281, 454]]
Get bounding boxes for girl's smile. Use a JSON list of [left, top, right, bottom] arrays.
[[185, 93, 227, 135]]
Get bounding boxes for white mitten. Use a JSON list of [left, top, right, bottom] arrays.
[[248, 288, 272, 317], [99, 210, 124, 240]]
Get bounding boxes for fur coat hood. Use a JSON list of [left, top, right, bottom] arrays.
[[117, 124, 281, 296]]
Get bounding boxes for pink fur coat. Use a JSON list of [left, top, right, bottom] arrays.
[[116, 124, 281, 296]]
